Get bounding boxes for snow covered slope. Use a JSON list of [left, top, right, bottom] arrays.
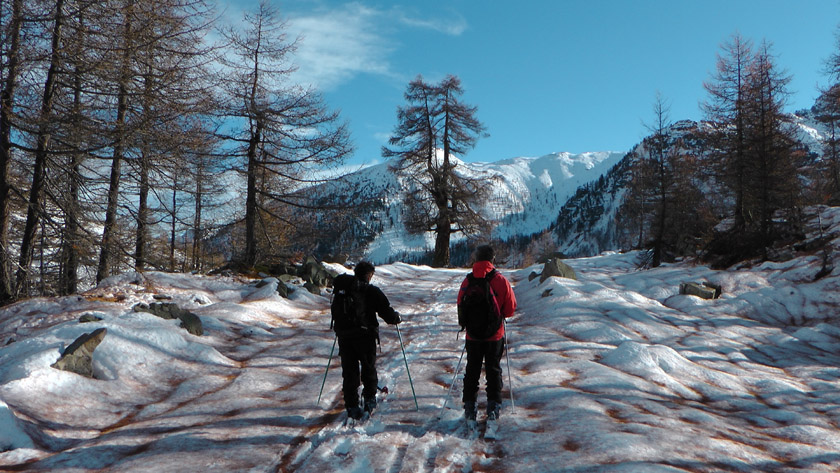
[[1, 206, 839, 472]]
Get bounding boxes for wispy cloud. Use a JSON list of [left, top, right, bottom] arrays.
[[285, 3, 468, 91], [286, 4, 394, 90], [392, 8, 468, 36]]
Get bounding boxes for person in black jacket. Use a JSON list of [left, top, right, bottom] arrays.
[[334, 261, 400, 419]]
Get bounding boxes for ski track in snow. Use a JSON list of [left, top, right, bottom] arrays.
[[0, 245, 840, 472]]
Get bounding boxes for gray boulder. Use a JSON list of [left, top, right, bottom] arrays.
[[52, 328, 107, 378], [539, 258, 577, 283], [304, 281, 321, 295], [679, 282, 720, 300], [79, 312, 104, 323], [276, 282, 289, 298], [134, 302, 204, 336], [302, 256, 335, 288]]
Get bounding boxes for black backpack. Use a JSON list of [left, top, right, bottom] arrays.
[[458, 270, 503, 339], [331, 274, 368, 334]]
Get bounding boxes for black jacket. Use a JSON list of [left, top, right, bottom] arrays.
[[332, 274, 399, 339]]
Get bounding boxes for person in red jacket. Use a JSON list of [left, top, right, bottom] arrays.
[[456, 245, 517, 422]]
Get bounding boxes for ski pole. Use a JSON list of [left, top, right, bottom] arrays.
[[317, 335, 337, 406], [396, 325, 419, 411], [439, 341, 467, 419], [504, 319, 515, 413]]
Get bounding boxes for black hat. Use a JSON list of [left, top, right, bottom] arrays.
[[475, 245, 495, 262]]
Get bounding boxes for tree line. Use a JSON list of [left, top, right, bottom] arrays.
[[0, 0, 352, 302], [619, 33, 839, 269]]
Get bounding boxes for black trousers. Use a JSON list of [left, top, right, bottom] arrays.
[[462, 338, 505, 405], [338, 335, 378, 409]]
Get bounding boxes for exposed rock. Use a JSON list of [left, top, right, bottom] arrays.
[[539, 258, 577, 283], [325, 253, 349, 265], [276, 282, 289, 298], [302, 256, 335, 288], [304, 281, 321, 295], [178, 311, 203, 336], [78, 312, 104, 323], [679, 282, 719, 300], [51, 328, 107, 378], [528, 271, 539, 282], [537, 252, 568, 264], [541, 289, 553, 298], [133, 302, 204, 336]]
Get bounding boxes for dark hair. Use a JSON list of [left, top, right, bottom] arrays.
[[354, 261, 375, 278], [475, 245, 495, 262]]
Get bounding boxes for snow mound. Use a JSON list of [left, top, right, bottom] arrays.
[[601, 341, 745, 399], [0, 401, 33, 452]]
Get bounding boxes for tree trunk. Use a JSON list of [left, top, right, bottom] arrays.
[[169, 175, 177, 271], [134, 67, 155, 272], [192, 173, 203, 271], [244, 120, 263, 267], [16, 0, 66, 296], [432, 215, 451, 267], [60, 65, 83, 296], [97, 3, 133, 283], [135, 147, 150, 271], [0, 0, 23, 301]]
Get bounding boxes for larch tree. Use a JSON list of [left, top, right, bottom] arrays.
[[816, 27, 840, 205], [622, 94, 713, 267], [127, 0, 215, 272], [703, 34, 801, 264], [742, 41, 799, 247], [702, 33, 755, 230], [217, 0, 351, 267], [14, 0, 68, 296], [95, 0, 136, 283], [384, 74, 489, 267], [0, 0, 24, 301]]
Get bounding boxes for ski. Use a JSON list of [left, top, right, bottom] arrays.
[[465, 419, 478, 438], [343, 385, 386, 428], [484, 418, 499, 440]]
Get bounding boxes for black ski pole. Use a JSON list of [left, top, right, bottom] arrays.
[[504, 319, 515, 412], [439, 341, 467, 419], [317, 335, 337, 406], [396, 325, 419, 411]]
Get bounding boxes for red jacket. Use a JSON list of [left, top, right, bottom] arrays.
[[457, 261, 516, 341]]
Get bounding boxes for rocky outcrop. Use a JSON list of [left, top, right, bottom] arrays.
[[51, 328, 107, 378], [679, 282, 721, 300], [133, 302, 204, 336], [539, 258, 577, 283]]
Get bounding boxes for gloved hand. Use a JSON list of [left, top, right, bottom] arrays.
[[391, 313, 401, 325]]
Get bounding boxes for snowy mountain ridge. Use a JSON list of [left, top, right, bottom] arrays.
[[310, 111, 827, 265], [313, 150, 625, 263]]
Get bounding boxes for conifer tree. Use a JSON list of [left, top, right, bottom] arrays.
[[816, 27, 840, 205], [384, 75, 489, 267], [217, 0, 351, 267], [703, 34, 800, 263]]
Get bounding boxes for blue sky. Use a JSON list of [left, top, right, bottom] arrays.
[[225, 0, 840, 166]]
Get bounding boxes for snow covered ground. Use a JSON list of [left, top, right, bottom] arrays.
[[1, 210, 840, 472]]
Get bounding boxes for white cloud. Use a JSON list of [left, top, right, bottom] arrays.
[[284, 3, 468, 91], [287, 4, 395, 90], [393, 8, 468, 36]]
